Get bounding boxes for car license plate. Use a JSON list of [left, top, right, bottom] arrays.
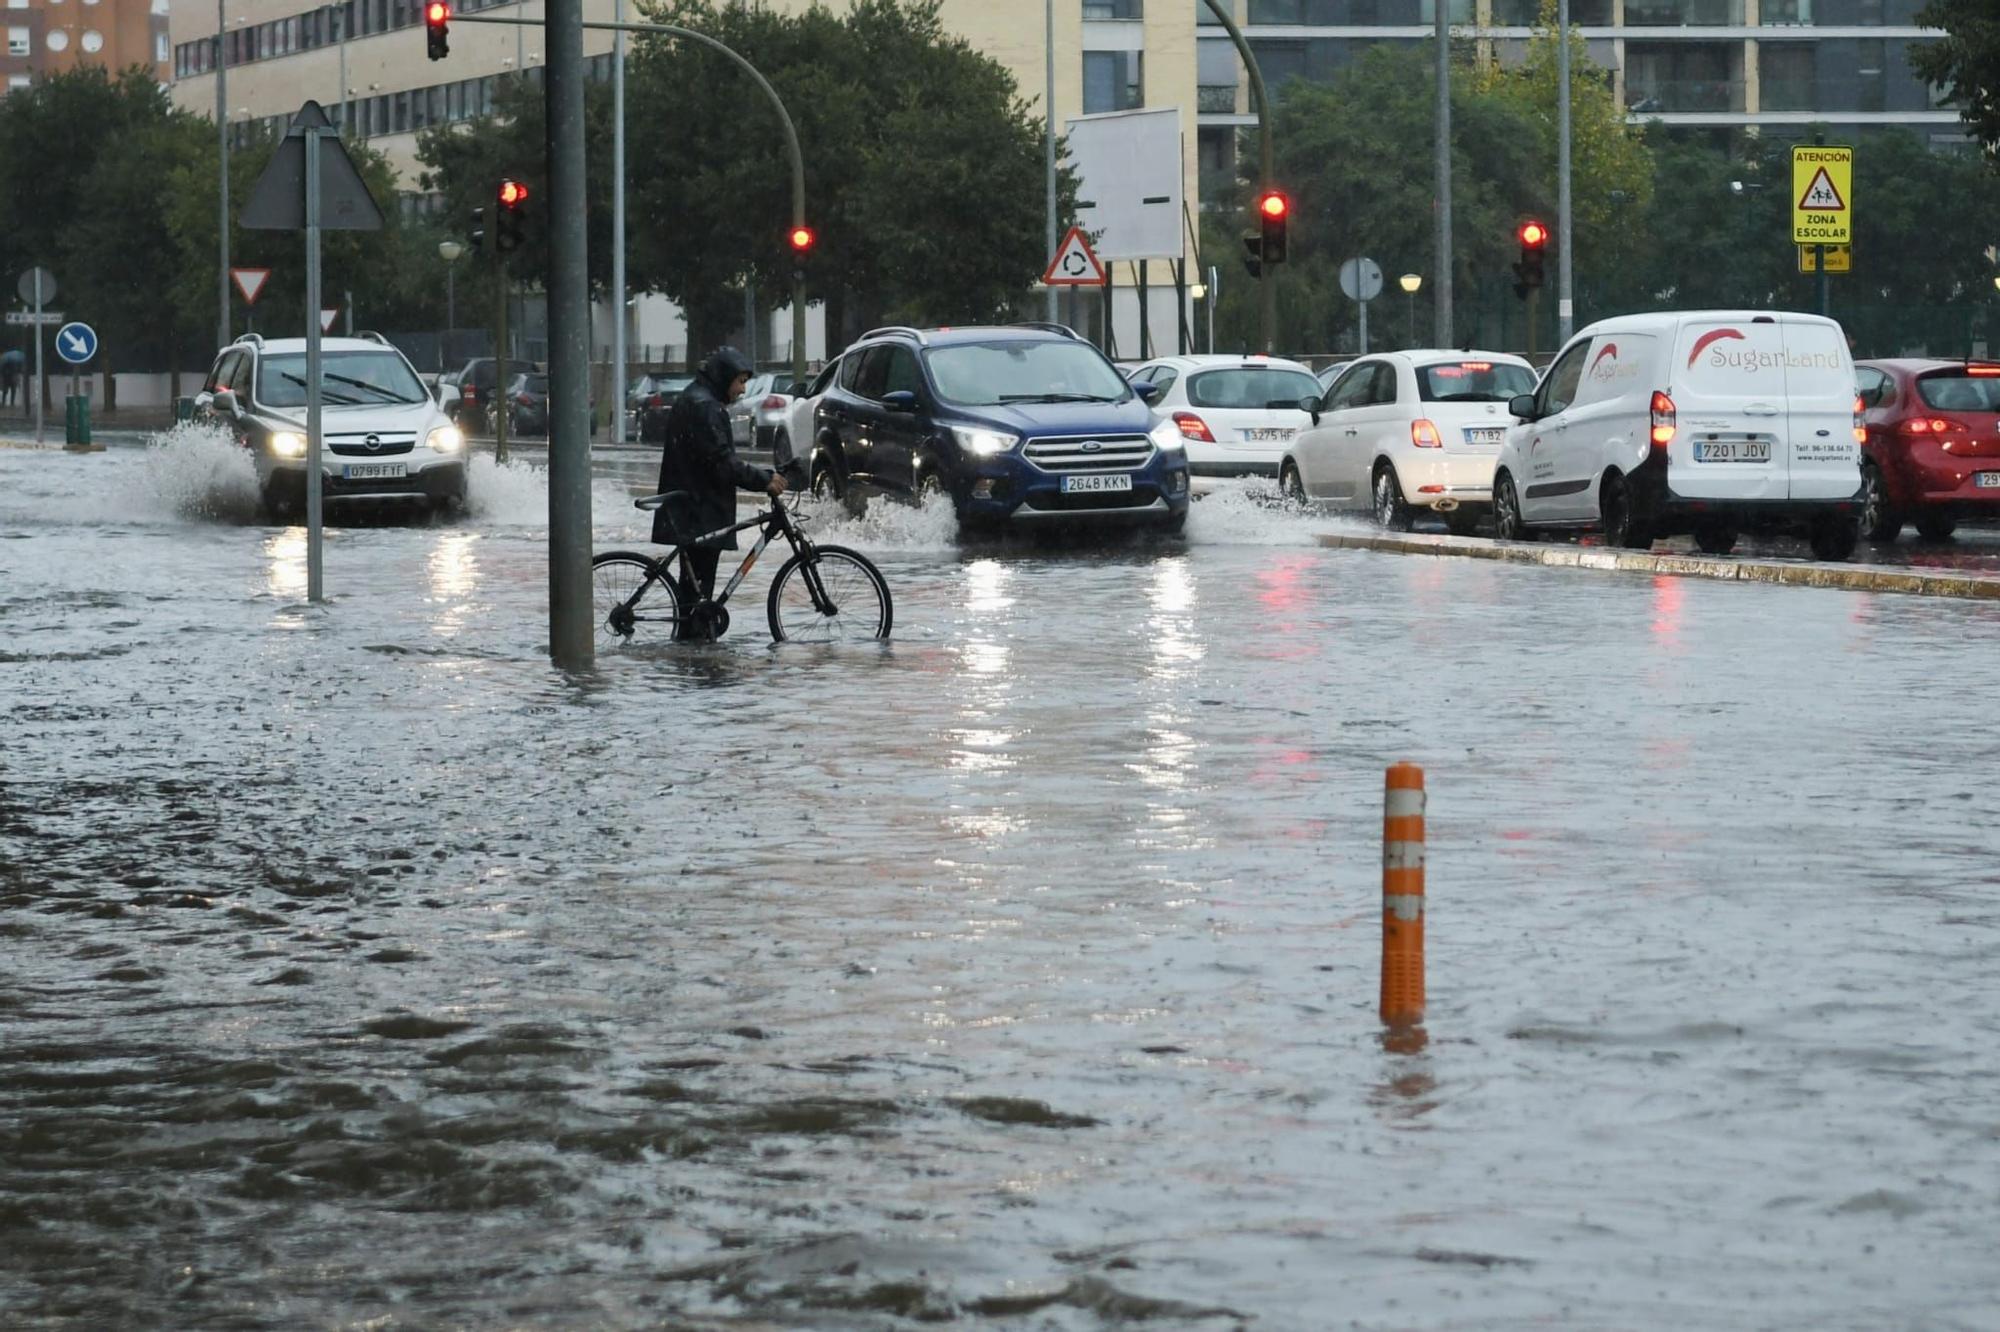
[[1062, 473, 1133, 493], [1243, 427, 1294, 442], [342, 462, 407, 480], [1463, 427, 1504, 446], [1977, 472, 2000, 489], [1692, 440, 1771, 463]]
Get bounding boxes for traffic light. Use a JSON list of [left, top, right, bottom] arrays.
[[1257, 189, 1290, 266], [1512, 218, 1548, 299], [468, 205, 486, 254], [788, 225, 815, 261], [1242, 234, 1263, 279], [496, 178, 528, 254], [424, 0, 449, 60]]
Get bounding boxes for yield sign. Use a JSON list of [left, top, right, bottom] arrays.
[[231, 267, 272, 305], [319, 307, 340, 333], [1042, 226, 1107, 287], [1797, 167, 1845, 212]]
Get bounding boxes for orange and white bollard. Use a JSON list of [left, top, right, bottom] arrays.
[[1379, 762, 1426, 1030]]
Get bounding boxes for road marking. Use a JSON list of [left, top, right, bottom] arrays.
[[1313, 530, 2000, 601]]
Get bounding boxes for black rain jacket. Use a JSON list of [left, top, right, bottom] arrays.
[[651, 347, 772, 549]]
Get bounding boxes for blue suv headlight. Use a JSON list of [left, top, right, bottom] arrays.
[[1148, 419, 1186, 452], [951, 424, 1019, 457]]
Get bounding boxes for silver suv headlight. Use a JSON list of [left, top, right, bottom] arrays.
[[427, 424, 465, 454], [269, 431, 307, 459], [1148, 419, 1186, 452], [950, 425, 1019, 457]]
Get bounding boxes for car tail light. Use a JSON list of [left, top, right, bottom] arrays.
[[1410, 418, 1442, 448], [1853, 394, 1866, 444], [517, 393, 534, 405], [1899, 416, 1967, 436], [647, 393, 663, 408], [462, 385, 477, 399], [1650, 391, 1676, 448], [760, 394, 787, 410], [1968, 365, 2000, 377], [1171, 411, 1215, 443]]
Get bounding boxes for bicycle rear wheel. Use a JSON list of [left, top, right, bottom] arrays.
[[592, 550, 685, 644], [766, 544, 892, 642]]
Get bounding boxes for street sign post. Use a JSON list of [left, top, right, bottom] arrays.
[[1798, 244, 1851, 274], [4, 311, 62, 325], [1340, 257, 1384, 354], [54, 322, 98, 452], [1043, 227, 1107, 287], [15, 267, 56, 445], [1792, 143, 1851, 317], [55, 322, 97, 364], [231, 267, 272, 305]]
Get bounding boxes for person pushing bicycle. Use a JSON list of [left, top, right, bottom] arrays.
[[652, 346, 788, 635]]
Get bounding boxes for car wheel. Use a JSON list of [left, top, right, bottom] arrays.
[[1859, 463, 1902, 542], [1914, 513, 1958, 542], [1372, 466, 1413, 532], [1809, 512, 1859, 562], [917, 469, 951, 510], [1159, 508, 1188, 535], [810, 458, 842, 500], [1492, 472, 1532, 541], [1600, 471, 1654, 550], [1279, 461, 1306, 507], [1692, 521, 1738, 556]]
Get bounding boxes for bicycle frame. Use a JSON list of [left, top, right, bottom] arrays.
[[638, 494, 841, 620]]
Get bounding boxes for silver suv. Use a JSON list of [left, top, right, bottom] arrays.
[[195, 333, 470, 520]]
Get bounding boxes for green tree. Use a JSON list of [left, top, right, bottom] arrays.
[[1911, 0, 2000, 156]]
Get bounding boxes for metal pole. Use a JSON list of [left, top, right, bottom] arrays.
[[344, 289, 353, 337], [1198, 0, 1275, 354], [305, 123, 325, 603], [217, 0, 230, 349], [1045, 0, 1057, 323], [1208, 263, 1217, 354], [1434, 0, 1453, 347], [445, 261, 455, 362], [337, 2, 347, 134], [743, 282, 756, 368], [1814, 131, 1830, 318], [1359, 298, 1369, 356], [31, 275, 44, 446], [612, 0, 627, 443], [1557, 0, 1573, 344], [494, 267, 509, 464], [546, 0, 592, 670]]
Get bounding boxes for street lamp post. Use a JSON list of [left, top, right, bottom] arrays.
[[438, 240, 464, 373], [1399, 272, 1422, 346], [216, 0, 229, 349]]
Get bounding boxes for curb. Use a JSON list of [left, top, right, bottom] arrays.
[[1313, 530, 2000, 601]]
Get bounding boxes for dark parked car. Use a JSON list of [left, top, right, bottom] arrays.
[[504, 372, 551, 436], [1856, 358, 2000, 542], [806, 324, 1190, 533], [634, 373, 695, 444], [447, 357, 543, 433]]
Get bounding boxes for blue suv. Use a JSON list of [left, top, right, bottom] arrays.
[[805, 324, 1190, 532]]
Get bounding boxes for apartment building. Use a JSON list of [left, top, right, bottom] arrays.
[[1195, 0, 1953, 181], [4, 0, 170, 94]]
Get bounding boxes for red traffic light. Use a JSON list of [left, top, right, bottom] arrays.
[[1257, 190, 1289, 220], [788, 225, 815, 253], [1517, 219, 1549, 248], [425, 1, 448, 21], [498, 179, 529, 207]]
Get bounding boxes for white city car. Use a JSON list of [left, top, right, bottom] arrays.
[[1280, 350, 1537, 534], [1128, 354, 1322, 478]]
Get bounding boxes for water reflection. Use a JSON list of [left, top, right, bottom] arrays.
[[262, 526, 307, 600]]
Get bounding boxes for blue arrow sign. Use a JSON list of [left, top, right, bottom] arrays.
[[55, 321, 98, 365]]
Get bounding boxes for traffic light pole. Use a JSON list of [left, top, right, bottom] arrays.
[[452, 11, 808, 389], [1198, 0, 1275, 354], [544, 0, 591, 670], [493, 261, 509, 465]]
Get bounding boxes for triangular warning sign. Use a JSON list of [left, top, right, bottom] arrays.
[[1798, 167, 1845, 212], [319, 307, 340, 333], [231, 267, 272, 305], [1042, 226, 1106, 287]]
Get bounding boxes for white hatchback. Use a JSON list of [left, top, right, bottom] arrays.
[[1279, 351, 1537, 533], [1128, 354, 1322, 478]]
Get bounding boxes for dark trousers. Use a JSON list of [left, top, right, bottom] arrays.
[[678, 546, 721, 603]]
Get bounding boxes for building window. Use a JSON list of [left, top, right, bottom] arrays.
[[9, 73, 29, 88], [6, 26, 27, 54], [5, 0, 25, 10], [1759, 41, 1814, 111], [1082, 49, 1143, 112], [1084, 0, 1142, 17]]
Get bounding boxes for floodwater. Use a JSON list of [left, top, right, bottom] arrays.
[[4, 430, 1999, 1330]]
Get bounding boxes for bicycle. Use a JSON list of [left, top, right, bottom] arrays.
[[591, 486, 893, 645]]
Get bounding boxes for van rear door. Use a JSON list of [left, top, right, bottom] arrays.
[[1778, 316, 1861, 502], [1670, 316, 1788, 502]]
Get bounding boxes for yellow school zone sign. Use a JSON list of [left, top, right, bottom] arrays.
[[1792, 145, 1853, 245], [1798, 244, 1851, 274]]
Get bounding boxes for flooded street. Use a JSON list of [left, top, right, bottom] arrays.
[[5, 431, 2000, 1329]]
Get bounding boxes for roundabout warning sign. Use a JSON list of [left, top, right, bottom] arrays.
[[1792, 145, 1852, 245]]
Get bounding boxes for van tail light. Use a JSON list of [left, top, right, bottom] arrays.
[[1853, 395, 1866, 444], [1410, 418, 1442, 448], [1649, 391, 1676, 448], [760, 394, 787, 410], [1899, 416, 1967, 437], [1172, 411, 1215, 443]]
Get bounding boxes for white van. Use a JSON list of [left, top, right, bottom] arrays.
[[1491, 311, 1862, 560]]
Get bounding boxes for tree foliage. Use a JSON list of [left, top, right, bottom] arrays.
[[1911, 0, 2000, 156]]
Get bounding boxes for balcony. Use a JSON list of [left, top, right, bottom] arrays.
[[1626, 78, 1745, 113], [1198, 83, 1238, 112], [1623, 0, 1745, 24]]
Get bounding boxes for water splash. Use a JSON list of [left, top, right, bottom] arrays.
[[789, 490, 962, 552]]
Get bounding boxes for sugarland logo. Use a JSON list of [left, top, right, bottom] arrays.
[[1687, 327, 1841, 373], [1588, 342, 1641, 382]]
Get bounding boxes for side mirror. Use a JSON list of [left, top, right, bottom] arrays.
[[1134, 381, 1163, 405], [1507, 393, 1538, 421], [1298, 394, 1321, 426], [211, 388, 240, 418], [881, 389, 920, 413]]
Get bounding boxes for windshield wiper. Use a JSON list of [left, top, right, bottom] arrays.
[[997, 392, 1119, 403], [324, 372, 416, 402], [278, 372, 361, 405]]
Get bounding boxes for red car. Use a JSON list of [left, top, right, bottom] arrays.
[[1855, 358, 2000, 541]]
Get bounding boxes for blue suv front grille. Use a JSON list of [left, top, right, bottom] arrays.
[[1022, 434, 1154, 473]]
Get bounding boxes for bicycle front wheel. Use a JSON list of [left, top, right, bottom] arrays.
[[767, 544, 892, 643], [592, 550, 685, 644]]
